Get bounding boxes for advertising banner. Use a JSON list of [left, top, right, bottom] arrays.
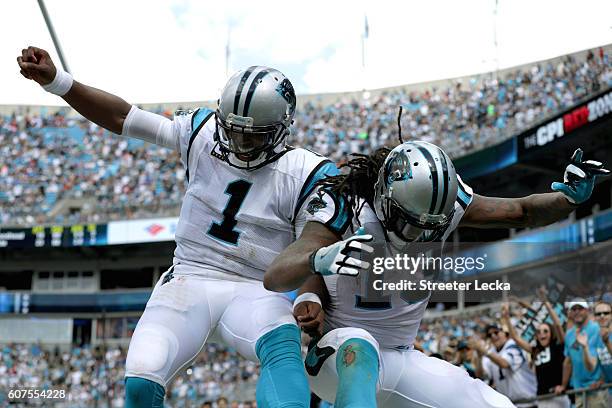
[[107, 217, 178, 245], [518, 88, 612, 155]]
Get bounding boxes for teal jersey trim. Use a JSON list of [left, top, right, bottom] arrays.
[[457, 179, 473, 209], [185, 107, 215, 182], [294, 160, 340, 218], [191, 107, 214, 136], [328, 190, 351, 233], [294, 159, 351, 235]]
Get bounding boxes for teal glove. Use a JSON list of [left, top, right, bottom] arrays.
[[551, 148, 609, 204], [310, 227, 373, 276]]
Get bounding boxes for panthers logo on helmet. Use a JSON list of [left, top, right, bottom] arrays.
[[276, 78, 296, 108], [384, 149, 411, 186]]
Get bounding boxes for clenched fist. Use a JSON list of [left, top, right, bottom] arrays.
[[293, 300, 324, 337], [17, 46, 57, 86]]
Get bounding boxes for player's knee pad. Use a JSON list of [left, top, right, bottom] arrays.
[[255, 324, 309, 408], [125, 377, 165, 408], [335, 337, 379, 408], [125, 323, 178, 382], [314, 327, 379, 352], [333, 327, 378, 349]]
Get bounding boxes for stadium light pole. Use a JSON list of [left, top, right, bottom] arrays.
[[362, 16, 369, 68], [361, 15, 369, 93], [226, 24, 231, 78], [493, 0, 500, 80], [37, 0, 70, 74]]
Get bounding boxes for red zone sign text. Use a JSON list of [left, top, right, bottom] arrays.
[[521, 89, 612, 151]]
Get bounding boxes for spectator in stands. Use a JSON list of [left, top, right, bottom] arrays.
[[557, 298, 609, 408], [471, 323, 537, 408], [594, 301, 612, 354], [455, 340, 477, 378], [593, 301, 612, 392], [501, 291, 570, 408]]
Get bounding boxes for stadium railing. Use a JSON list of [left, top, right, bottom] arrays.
[[513, 383, 612, 406]]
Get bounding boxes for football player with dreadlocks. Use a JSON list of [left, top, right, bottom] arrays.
[[264, 119, 609, 406], [18, 47, 351, 408]]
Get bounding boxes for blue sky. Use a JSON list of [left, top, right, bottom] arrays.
[[3, 0, 611, 105]]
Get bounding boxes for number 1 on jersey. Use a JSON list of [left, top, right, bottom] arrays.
[[207, 179, 252, 245]]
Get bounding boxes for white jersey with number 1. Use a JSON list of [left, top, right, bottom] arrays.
[[123, 107, 352, 388], [168, 108, 350, 281]]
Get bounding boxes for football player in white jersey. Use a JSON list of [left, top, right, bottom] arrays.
[[264, 141, 609, 407], [18, 47, 351, 408]]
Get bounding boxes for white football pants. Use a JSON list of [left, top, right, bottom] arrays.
[[307, 327, 517, 408], [125, 264, 296, 387]]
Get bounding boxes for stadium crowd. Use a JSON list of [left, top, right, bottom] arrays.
[[417, 291, 612, 408], [294, 48, 611, 162], [1, 47, 610, 227], [1, 285, 611, 407], [0, 342, 258, 407]]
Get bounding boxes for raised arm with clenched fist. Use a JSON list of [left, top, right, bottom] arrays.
[[17, 45, 131, 134], [17, 46, 57, 85]]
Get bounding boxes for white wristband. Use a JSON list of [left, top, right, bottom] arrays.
[[292, 292, 322, 313], [42, 69, 74, 96]]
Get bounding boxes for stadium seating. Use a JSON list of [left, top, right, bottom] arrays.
[[0, 342, 258, 406], [1, 48, 610, 227]]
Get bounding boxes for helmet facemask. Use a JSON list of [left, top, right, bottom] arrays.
[[380, 195, 454, 242], [215, 112, 288, 168]]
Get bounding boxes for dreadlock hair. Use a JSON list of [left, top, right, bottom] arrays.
[[315, 147, 391, 221], [314, 105, 404, 224]]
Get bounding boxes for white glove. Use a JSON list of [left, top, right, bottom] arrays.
[[310, 227, 373, 276]]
